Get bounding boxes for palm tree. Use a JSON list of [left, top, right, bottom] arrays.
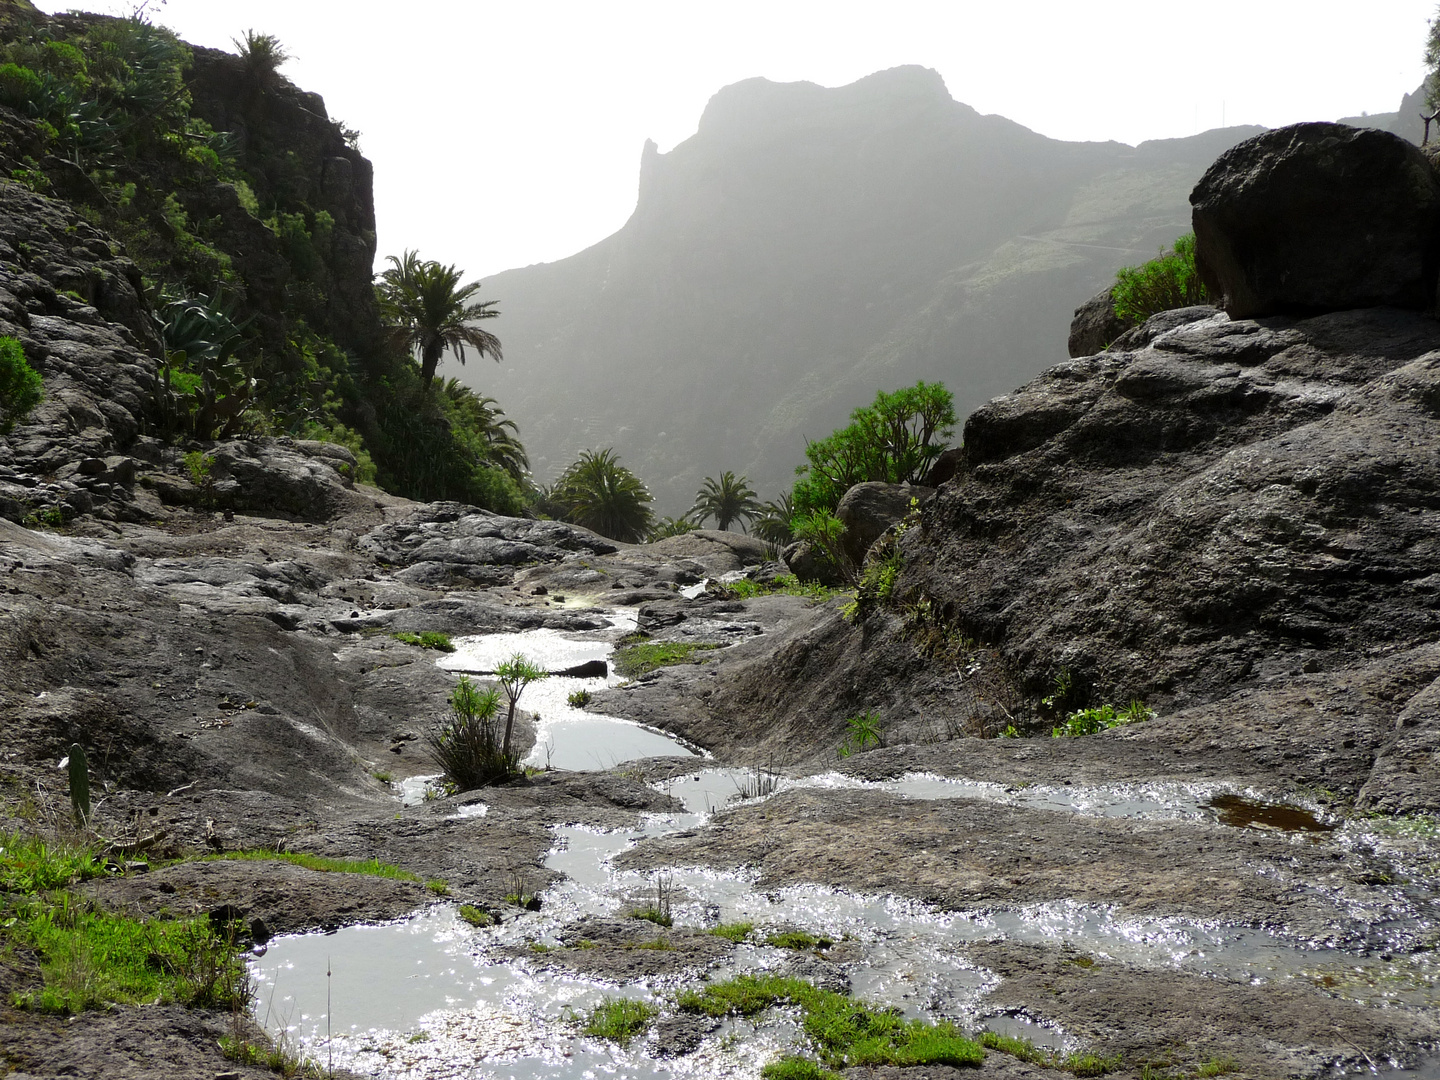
[[753, 492, 796, 545], [376, 250, 502, 390], [439, 378, 529, 480], [689, 471, 761, 532], [551, 449, 654, 543]]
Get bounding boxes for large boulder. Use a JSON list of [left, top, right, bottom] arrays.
[[1190, 122, 1440, 318], [835, 481, 933, 566], [1068, 287, 1128, 357]]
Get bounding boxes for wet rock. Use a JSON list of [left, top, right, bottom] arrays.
[[1191, 122, 1440, 317]]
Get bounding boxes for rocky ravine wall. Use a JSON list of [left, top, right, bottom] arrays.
[[650, 124, 1440, 814]]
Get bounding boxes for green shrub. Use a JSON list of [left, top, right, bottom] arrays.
[[566, 688, 593, 708], [1051, 700, 1153, 738], [425, 676, 515, 790], [792, 381, 955, 516], [1111, 234, 1210, 327], [0, 336, 42, 434], [837, 710, 884, 757], [791, 508, 852, 583]]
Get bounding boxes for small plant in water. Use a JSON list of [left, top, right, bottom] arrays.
[[495, 654, 547, 760], [837, 709, 885, 757], [426, 676, 514, 790], [457, 904, 494, 927], [630, 871, 674, 927], [709, 921, 753, 943], [567, 688, 593, 707]]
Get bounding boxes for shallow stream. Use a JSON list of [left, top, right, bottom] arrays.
[[252, 610, 1440, 1078]]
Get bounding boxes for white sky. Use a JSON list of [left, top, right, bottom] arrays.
[[37, 1, 1439, 281]]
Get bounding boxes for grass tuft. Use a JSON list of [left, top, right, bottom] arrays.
[[709, 921, 753, 943], [678, 973, 983, 1070], [580, 997, 656, 1045], [391, 631, 456, 652], [766, 930, 833, 951]]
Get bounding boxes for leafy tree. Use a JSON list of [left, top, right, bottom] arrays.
[[550, 448, 654, 543], [1427, 9, 1440, 110], [232, 30, 288, 90], [494, 654, 546, 761], [376, 250, 502, 390], [793, 381, 955, 516], [689, 471, 761, 532], [1110, 233, 1210, 327]]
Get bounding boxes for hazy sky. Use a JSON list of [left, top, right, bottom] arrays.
[[37, 1, 1438, 281]]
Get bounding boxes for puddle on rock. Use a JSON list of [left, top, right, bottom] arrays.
[[1207, 793, 1335, 833], [436, 611, 700, 771]]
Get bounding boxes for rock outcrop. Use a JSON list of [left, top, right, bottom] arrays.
[[834, 480, 932, 565], [1191, 122, 1440, 317], [1067, 286, 1127, 357]]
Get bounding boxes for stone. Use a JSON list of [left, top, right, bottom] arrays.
[[834, 481, 933, 566], [1068, 286, 1128, 357], [1190, 122, 1440, 318]]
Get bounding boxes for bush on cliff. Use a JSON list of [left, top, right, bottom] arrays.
[[1110, 233, 1210, 327], [0, 335, 41, 433], [793, 381, 954, 517]]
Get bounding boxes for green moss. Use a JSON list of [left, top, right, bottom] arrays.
[[979, 1031, 1121, 1076], [613, 640, 722, 678], [630, 906, 672, 928], [762, 1058, 841, 1080]]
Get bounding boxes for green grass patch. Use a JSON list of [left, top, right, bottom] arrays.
[[709, 921, 753, 943], [1196, 1057, 1238, 1078], [580, 996, 656, 1045], [762, 1058, 840, 1080], [426, 879, 449, 895], [199, 849, 420, 882], [766, 930, 833, 951], [11, 897, 247, 1014], [567, 688, 593, 707], [630, 906, 672, 928], [220, 1034, 324, 1078], [613, 640, 723, 678], [0, 834, 106, 893], [634, 936, 673, 951], [678, 974, 983, 1070], [391, 631, 456, 652]]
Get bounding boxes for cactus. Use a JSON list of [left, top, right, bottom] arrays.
[[67, 742, 89, 826]]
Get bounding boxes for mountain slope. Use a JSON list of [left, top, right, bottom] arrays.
[[475, 66, 1264, 513]]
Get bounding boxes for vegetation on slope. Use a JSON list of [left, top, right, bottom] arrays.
[[0, 8, 525, 511]]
